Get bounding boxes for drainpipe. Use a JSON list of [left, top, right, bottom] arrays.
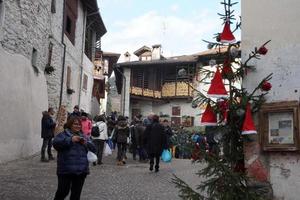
[[78, 8, 87, 108], [114, 64, 126, 115], [59, 0, 67, 107]]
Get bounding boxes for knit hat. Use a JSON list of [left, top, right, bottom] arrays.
[[201, 103, 217, 126], [220, 20, 236, 44], [207, 68, 228, 98], [241, 103, 257, 135]]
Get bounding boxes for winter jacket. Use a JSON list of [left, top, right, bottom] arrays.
[[144, 122, 166, 155], [91, 121, 108, 141], [132, 122, 145, 147], [81, 118, 92, 137], [53, 129, 96, 175], [115, 120, 129, 143], [41, 112, 56, 139]]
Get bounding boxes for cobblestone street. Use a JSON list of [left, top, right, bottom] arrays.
[[0, 151, 202, 200]]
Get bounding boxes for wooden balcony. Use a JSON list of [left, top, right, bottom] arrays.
[[130, 81, 192, 99], [162, 81, 192, 97]]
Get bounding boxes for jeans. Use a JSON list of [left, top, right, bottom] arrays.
[[117, 143, 127, 161], [41, 137, 53, 158], [54, 174, 86, 200], [93, 139, 105, 164]]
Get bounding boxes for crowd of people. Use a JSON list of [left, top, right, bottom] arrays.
[[40, 106, 174, 200]]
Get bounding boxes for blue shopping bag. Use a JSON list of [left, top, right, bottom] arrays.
[[106, 139, 113, 149], [161, 149, 172, 163]]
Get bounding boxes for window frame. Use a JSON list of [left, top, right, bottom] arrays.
[[259, 101, 299, 151]]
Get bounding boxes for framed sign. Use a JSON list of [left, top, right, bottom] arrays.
[[259, 101, 299, 151]]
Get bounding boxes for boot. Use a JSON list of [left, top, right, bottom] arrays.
[[48, 155, 55, 160], [41, 157, 49, 162]]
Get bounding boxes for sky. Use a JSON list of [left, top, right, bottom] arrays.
[[97, 0, 241, 62]]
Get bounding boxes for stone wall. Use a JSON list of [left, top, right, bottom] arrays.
[[0, 0, 50, 163], [242, 0, 300, 199]]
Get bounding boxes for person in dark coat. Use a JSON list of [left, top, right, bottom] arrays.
[[144, 115, 166, 172], [53, 116, 96, 200], [130, 117, 146, 161], [68, 105, 81, 119], [163, 119, 173, 149], [41, 107, 56, 162], [113, 116, 129, 165]]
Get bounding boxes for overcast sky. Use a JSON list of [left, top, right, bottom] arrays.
[[97, 0, 241, 62]]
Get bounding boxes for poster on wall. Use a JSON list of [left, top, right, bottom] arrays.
[[268, 112, 294, 144]]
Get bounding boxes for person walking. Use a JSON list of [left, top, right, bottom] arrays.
[[91, 115, 108, 165], [144, 115, 166, 172], [81, 112, 92, 138], [41, 107, 56, 162], [53, 116, 96, 200], [113, 116, 129, 165], [163, 119, 173, 151]]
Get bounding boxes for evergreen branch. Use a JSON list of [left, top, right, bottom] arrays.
[[172, 175, 203, 200]]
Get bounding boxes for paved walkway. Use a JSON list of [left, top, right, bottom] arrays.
[[0, 150, 202, 200]]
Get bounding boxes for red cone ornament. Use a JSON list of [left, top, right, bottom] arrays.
[[201, 103, 217, 126], [220, 21, 236, 44], [207, 68, 228, 98], [241, 103, 257, 135]]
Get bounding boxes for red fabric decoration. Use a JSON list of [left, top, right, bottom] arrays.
[[201, 103, 217, 126], [258, 46, 268, 55], [207, 68, 228, 98], [241, 103, 257, 135], [220, 21, 236, 43], [261, 81, 272, 91]]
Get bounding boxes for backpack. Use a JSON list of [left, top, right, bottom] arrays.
[[91, 126, 100, 137]]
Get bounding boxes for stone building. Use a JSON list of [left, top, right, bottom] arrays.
[[46, 0, 106, 114], [0, 0, 106, 163], [92, 50, 120, 116], [242, 0, 300, 199]]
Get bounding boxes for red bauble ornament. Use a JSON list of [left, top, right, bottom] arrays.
[[222, 58, 233, 77], [261, 81, 272, 91], [258, 46, 268, 55]]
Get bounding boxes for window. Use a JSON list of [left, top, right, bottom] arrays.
[[31, 48, 37, 67], [103, 59, 109, 75], [66, 16, 72, 34], [64, 0, 78, 44], [66, 66, 71, 89], [51, 0, 56, 13], [131, 69, 143, 88], [82, 74, 88, 90], [172, 106, 181, 116]]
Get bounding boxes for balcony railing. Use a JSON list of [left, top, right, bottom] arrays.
[[130, 81, 192, 99]]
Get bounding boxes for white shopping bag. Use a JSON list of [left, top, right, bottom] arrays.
[[104, 143, 112, 156], [87, 151, 97, 163]]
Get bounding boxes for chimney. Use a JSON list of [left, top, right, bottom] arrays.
[[151, 44, 161, 60], [124, 51, 131, 62]]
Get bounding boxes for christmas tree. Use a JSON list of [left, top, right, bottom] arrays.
[[172, 0, 272, 199]]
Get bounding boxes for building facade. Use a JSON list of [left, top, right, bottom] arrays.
[[242, 0, 300, 199], [0, 0, 106, 163], [115, 45, 227, 127]]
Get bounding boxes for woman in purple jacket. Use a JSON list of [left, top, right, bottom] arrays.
[[53, 116, 95, 200]]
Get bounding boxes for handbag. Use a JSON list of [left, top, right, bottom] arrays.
[[87, 151, 97, 163]]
